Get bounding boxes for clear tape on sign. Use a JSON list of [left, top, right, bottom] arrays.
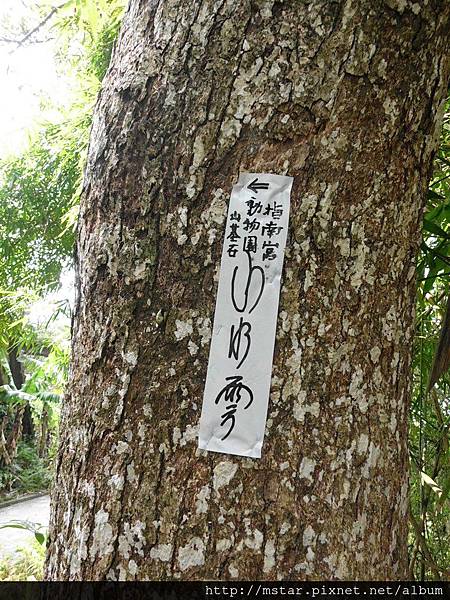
[[198, 172, 293, 458]]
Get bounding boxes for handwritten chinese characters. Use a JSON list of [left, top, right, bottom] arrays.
[[198, 173, 293, 458]]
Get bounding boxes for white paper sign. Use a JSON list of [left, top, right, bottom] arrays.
[[198, 172, 293, 458]]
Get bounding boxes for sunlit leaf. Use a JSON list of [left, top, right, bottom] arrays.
[[421, 471, 443, 497]]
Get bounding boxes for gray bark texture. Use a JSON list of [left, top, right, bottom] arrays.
[[45, 0, 450, 581]]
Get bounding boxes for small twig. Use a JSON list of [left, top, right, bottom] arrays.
[[432, 172, 450, 187], [409, 510, 450, 578], [0, 36, 50, 45], [416, 290, 446, 322], [417, 307, 440, 324], [418, 271, 450, 282], [0, 4, 63, 49]]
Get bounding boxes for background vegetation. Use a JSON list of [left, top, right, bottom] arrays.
[[0, 0, 125, 579], [410, 101, 450, 579], [0, 0, 448, 581]]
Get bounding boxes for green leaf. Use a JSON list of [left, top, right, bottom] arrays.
[[436, 477, 450, 512], [34, 531, 46, 545], [428, 189, 446, 200], [423, 219, 449, 239]]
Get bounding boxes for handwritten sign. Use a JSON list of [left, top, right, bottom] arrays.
[[198, 173, 293, 458]]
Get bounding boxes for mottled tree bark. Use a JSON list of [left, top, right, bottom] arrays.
[[46, 0, 450, 581]]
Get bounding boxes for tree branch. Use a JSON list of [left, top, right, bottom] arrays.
[[0, 4, 62, 49], [409, 510, 450, 578]]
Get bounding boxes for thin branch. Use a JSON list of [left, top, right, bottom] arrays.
[[418, 271, 450, 282], [409, 510, 449, 578], [0, 36, 50, 45], [416, 290, 446, 322], [0, 4, 64, 50], [432, 172, 450, 187]]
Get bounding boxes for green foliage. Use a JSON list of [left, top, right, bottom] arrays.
[[418, 103, 450, 295], [0, 0, 126, 293], [0, 443, 53, 499], [0, 330, 67, 498], [0, 131, 77, 291], [0, 538, 45, 581], [0, 519, 47, 547], [0, 289, 42, 357], [55, 0, 126, 83], [0, 0, 125, 501], [409, 102, 450, 580]]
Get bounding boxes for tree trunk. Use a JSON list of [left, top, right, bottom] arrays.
[[8, 347, 24, 391], [38, 402, 49, 458], [0, 358, 8, 387], [3, 405, 25, 467], [45, 0, 450, 581], [8, 347, 34, 440]]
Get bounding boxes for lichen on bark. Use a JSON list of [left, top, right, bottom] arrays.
[[46, 0, 450, 581]]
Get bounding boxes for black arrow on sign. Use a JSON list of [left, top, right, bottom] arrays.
[[247, 178, 269, 193]]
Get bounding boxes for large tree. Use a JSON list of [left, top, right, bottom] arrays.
[[45, 0, 450, 581]]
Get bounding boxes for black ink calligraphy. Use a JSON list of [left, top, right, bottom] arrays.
[[214, 375, 254, 440], [228, 317, 252, 369], [231, 250, 265, 314], [199, 174, 293, 456]]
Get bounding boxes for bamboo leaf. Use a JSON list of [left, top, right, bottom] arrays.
[[428, 293, 450, 391]]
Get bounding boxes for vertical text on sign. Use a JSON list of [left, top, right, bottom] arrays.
[[198, 173, 293, 458]]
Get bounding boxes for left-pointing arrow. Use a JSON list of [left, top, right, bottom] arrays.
[[247, 178, 270, 193]]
